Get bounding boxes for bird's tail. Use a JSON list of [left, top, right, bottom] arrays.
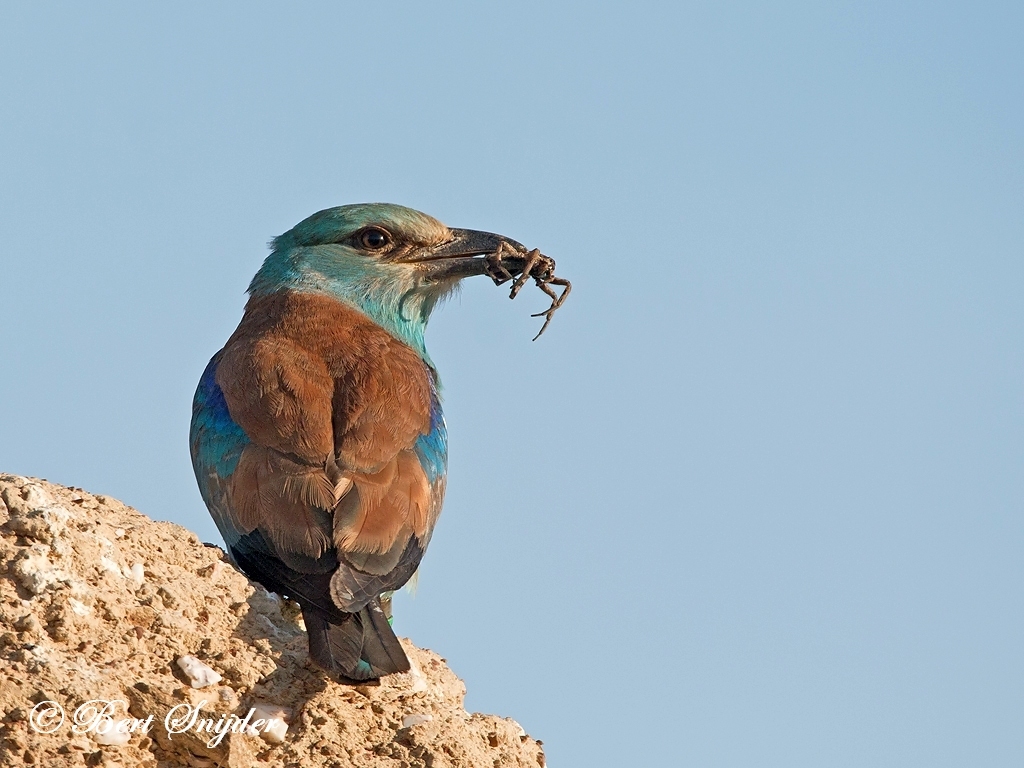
[[302, 598, 410, 681]]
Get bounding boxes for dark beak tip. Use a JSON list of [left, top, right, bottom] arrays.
[[450, 228, 525, 257]]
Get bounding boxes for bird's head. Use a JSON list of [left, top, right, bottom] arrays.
[[248, 203, 527, 357]]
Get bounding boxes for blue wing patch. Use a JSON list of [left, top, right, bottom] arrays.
[[414, 377, 448, 485], [190, 353, 250, 546]]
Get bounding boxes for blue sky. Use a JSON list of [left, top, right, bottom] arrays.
[[1, 3, 1021, 766]]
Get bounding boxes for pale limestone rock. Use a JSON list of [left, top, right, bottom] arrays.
[[177, 655, 224, 688]]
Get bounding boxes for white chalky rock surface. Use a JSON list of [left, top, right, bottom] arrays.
[[248, 704, 290, 744], [92, 720, 132, 746], [12, 547, 73, 595], [177, 654, 224, 688], [99, 555, 123, 578], [402, 713, 434, 728], [407, 656, 430, 693]]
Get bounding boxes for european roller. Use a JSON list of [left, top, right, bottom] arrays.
[[190, 203, 568, 681]]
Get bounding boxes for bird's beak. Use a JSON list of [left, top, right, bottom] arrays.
[[399, 229, 528, 281]]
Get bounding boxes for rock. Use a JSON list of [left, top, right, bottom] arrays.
[[129, 562, 145, 585], [0, 475, 546, 768], [11, 547, 73, 595], [177, 656, 224, 689], [401, 713, 433, 728], [247, 704, 289, 744], [92, 724, 131, 747]]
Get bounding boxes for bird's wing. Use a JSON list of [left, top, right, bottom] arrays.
[[199, 295, 446, 609], [190, 351, 252, 550]]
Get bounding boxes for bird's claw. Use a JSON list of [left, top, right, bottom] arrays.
[[486, 243, 571, 340]]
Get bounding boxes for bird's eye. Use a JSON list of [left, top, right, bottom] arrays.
[[358, 228, 391, 250]]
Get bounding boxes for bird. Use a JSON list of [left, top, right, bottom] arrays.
[[189, 203, 539, 681]]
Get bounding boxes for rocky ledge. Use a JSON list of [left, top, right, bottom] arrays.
[[0, 474, 545, 768]]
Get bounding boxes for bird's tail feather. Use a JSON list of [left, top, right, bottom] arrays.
[[303, 599, 410, 681]]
